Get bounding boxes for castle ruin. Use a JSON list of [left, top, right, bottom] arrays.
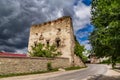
[[28, 16, 84, 66]]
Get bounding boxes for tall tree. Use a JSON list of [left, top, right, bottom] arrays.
[[90, 0, 120, 68], [74, 39, 87, 62]]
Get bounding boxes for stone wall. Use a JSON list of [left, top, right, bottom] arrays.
[[73, 54, 86, 67], [0, 57, 70, 75]]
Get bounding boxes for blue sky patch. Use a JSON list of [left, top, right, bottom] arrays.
[[76, 24, 94, 44], [74, 0, 92, 6], [82, 0, 92, 6]]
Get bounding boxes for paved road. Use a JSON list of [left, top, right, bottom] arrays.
[[0, 64, 108, 80]]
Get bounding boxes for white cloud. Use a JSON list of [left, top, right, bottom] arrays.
[[0, 0, 91, 31], [15, 47, 28, 54], [73, 1, 91, 31], [85, 44, 91, 50], [81, 40, 91, 50], [76, 31, 88, 38]]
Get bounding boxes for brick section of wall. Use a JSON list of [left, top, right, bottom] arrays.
[[0, 57, 70, 75]]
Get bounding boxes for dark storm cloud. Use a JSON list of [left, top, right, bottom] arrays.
[[0, 0, 75, 53], [0, 0, 31, 53], [0, 0, 91, 53]]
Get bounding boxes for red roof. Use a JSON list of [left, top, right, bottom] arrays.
[[0, 52, 27, 57]]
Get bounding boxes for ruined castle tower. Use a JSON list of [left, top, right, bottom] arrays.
[[28, 16, 85, 66]]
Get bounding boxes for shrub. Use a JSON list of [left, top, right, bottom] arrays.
[[65, 66, 85, 70], [47, 62, 52, 71], [74, 40, 88, 62], [100, 59, 111, 64], [29, 43, 61, 58]]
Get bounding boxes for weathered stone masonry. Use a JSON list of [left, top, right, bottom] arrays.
[[0, 56, 69, 75], [28, 16, 75, 65]]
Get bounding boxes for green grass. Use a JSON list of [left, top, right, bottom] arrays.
[[65, 66, 87, 71]]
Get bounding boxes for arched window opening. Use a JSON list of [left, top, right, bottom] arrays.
[[34, 41, 37, 47], [57, 28, 61, 32], [39, 34, 44, 40], [55, 37, 61, 47], [36, 33, 38, 35], [46, 40, 50, 45]]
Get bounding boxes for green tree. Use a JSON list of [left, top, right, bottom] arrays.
[[74, 40, 87, 62], [90, 0, 120, 68], [29, 43, 61, 58]]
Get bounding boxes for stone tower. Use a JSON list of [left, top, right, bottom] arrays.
[[28, 16, 85, 66]]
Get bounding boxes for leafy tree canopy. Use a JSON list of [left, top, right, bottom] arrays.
[[90, 0, 120, 68], [74, 39, 87, 62]]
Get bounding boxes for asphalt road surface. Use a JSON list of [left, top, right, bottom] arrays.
[[0, 64, 108, 80], [42, 64, 107, 80]]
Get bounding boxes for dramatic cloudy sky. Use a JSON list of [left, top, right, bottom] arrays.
[[0, 0, 93, 53]]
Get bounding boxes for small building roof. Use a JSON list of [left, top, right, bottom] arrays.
[[0, 52, 27, 57]]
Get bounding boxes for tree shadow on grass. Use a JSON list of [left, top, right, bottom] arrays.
[[88, 75, 120, 80]]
